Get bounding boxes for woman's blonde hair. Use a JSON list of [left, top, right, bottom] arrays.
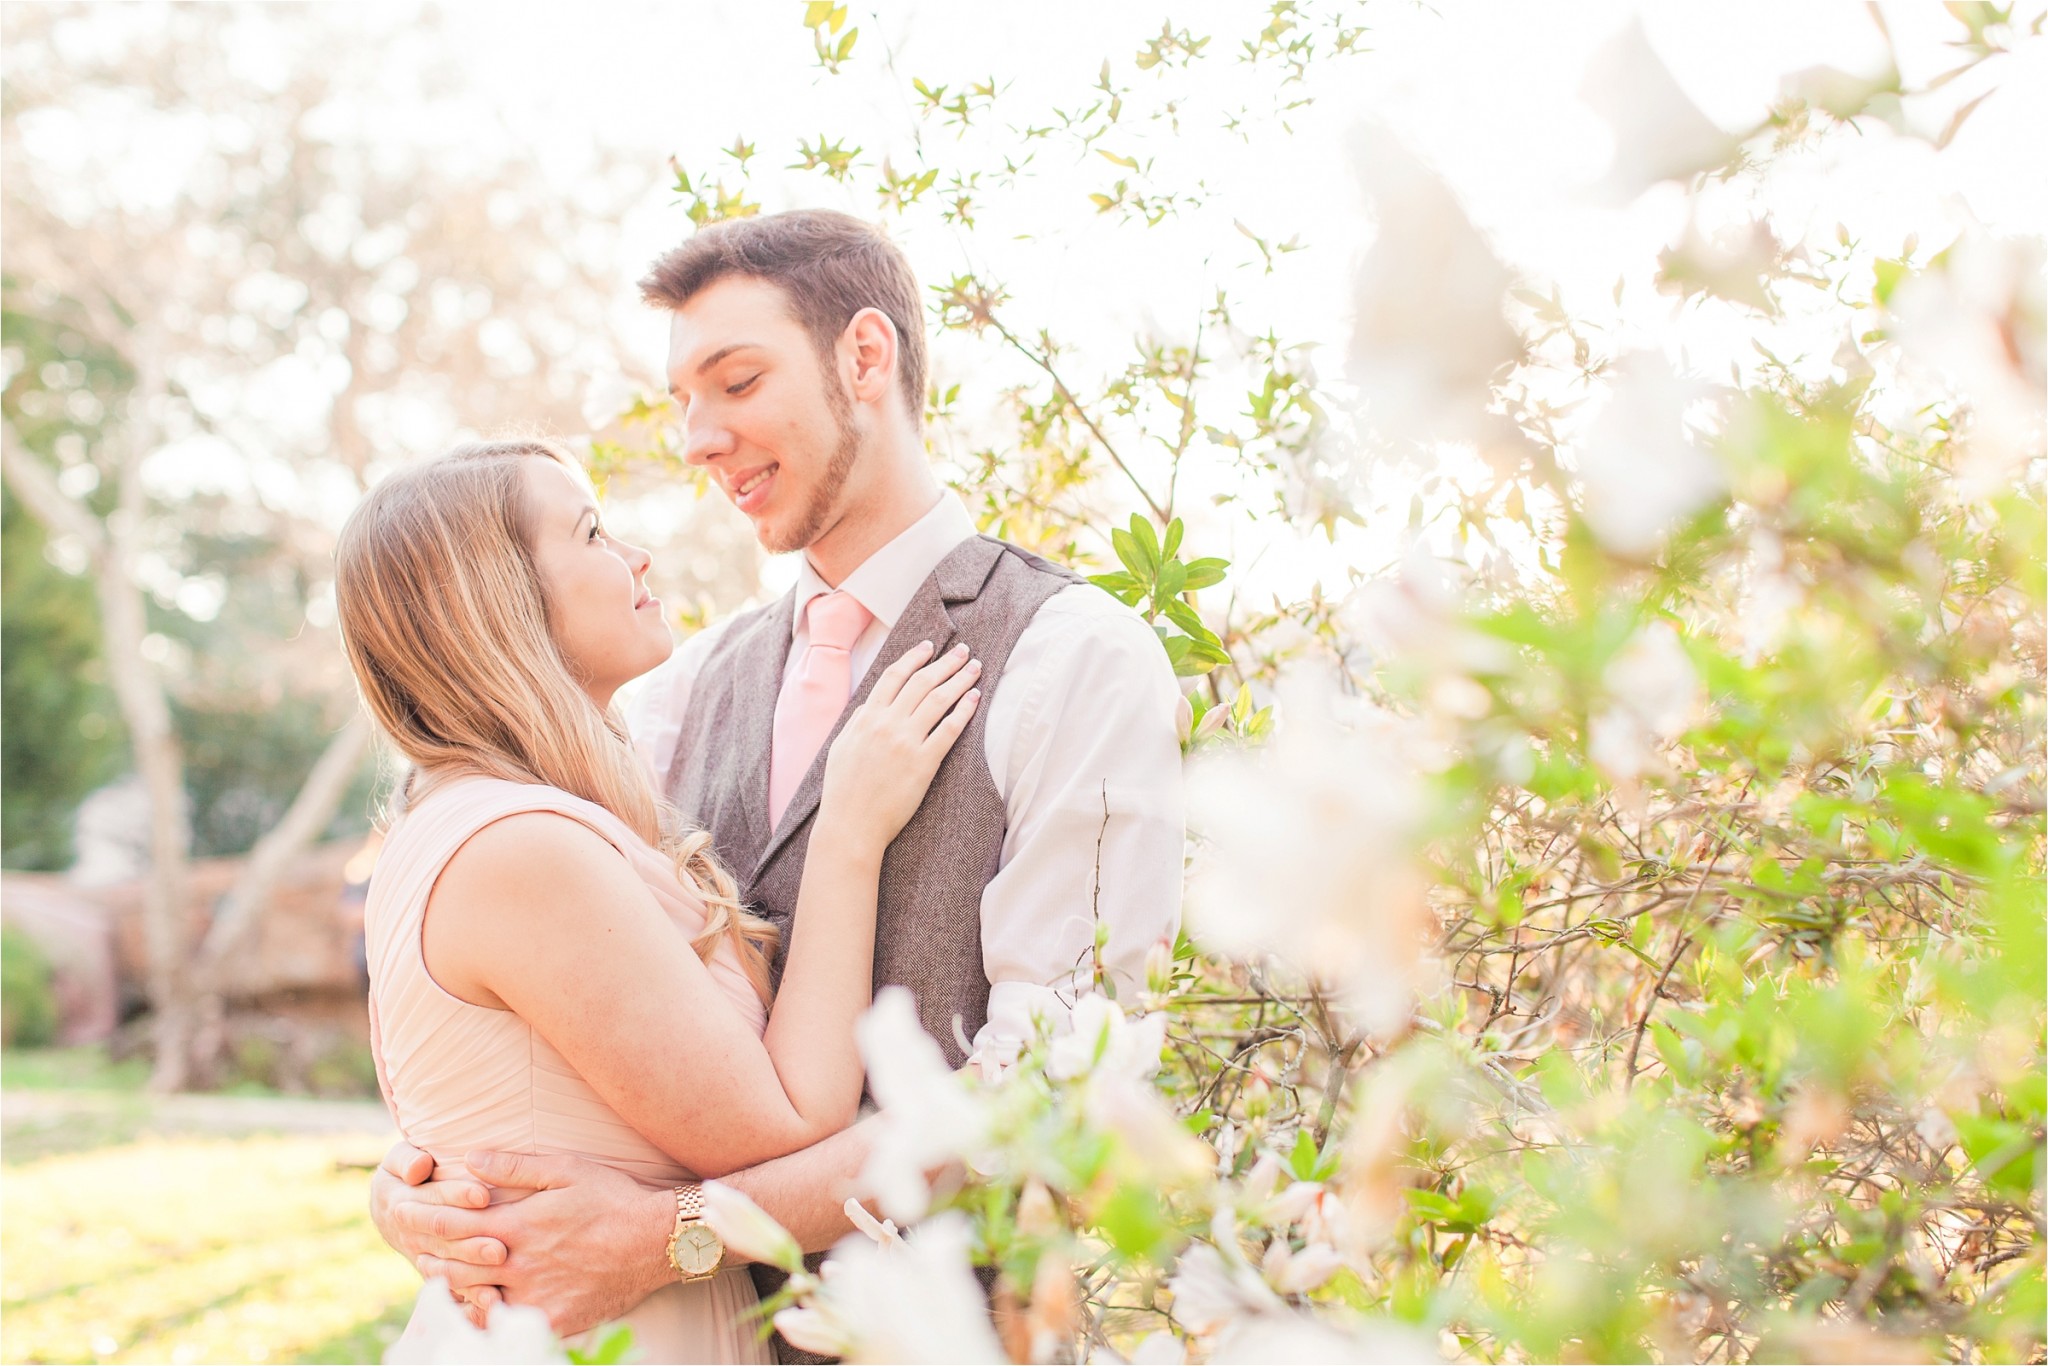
[[335, 437, 777, 1003]]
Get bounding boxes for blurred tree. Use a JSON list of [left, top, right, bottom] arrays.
[[1, 483, 125, 870], [1, 3, 648, 1086]]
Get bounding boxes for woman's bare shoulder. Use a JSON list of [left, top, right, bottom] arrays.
[[433, 809, 637, 910]]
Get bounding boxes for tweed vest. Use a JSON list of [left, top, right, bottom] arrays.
[[662, 534, 1083, 1066]]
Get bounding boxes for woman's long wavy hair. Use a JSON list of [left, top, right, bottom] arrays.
[[335, 438, 778, 1004]]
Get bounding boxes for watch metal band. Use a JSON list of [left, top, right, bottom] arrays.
[[668, 1181, 717, 1282]]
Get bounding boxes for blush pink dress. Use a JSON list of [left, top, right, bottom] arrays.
[[366, 775, 773, 1365]]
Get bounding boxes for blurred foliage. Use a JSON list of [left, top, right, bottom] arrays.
[[0, 1045, 150, 1094], [685, 6, 2045, 1364], [174, 698, 376, 859], [1, 925, 58, 1048], [0, 307, 127, 869]]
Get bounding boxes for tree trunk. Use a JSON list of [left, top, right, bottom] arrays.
[[4, 404, 199, 1091], [188, 714, 373, 1078], [92, 540, 196, 1092]]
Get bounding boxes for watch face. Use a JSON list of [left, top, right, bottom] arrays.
[[677, 1224, 723, 1276]]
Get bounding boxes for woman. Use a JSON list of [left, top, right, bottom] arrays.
[[336, 438, 980, 1361]]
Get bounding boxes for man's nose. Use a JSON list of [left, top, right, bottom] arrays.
[[682, 417, 734, 467]]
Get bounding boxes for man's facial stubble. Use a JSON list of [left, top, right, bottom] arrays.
[[761, 352, 861, 555]]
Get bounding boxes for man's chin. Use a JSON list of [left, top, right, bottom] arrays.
[[753, 509, 816, 556]]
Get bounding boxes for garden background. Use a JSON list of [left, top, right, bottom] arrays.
[[1, 2, 2041, 1363]]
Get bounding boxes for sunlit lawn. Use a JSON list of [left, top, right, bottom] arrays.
[[1, 1054, 418, 1364]]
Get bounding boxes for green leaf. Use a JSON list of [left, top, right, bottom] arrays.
[[1161, 598, 1209, 640], [567, 1324, 637, 1365], [1155, 560, 1188, 602], [1092, 1184, 1175, 1261], [1162, 518, 1184, 559], [1181, 557, 1229, 590], [1129, 514, 1162, 569], [1403, 1189, 1460, 1223], [1111, 526, 1152, 581], [802, 0, 835, 27], [1289, 1129, 1338, 1182], [1952, 1113, 2043, 1200], [1088, 570, 1141, 594]]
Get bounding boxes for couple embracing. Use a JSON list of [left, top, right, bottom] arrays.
[[341, 209, 1185, 1363]]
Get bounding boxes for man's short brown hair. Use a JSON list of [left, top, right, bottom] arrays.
[[639, 210, 927, 424]]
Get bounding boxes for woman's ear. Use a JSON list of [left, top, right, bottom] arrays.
[[843, 307, 900, 409]]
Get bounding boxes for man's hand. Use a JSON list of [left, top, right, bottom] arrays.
[[387, 1146, 677, 1338], [371, 1140, 501, 1264]]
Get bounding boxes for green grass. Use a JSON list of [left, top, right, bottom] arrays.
[[0, 1048, 150, 1092], [0, 1129, 418, 1363]]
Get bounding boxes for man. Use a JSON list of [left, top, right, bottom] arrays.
[[369, 209, 1184, 1354]]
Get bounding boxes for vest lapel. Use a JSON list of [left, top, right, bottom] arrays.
[[752, 537, 1006, 884], [716, 591, 797, 874]]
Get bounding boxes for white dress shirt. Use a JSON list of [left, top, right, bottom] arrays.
[[626, 494, 1185, 1061]]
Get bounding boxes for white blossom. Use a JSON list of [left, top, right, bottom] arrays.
[[1166, 1243, 1285, 1336], [856, 986, 992, 1221], [843, 1198, 904, 1248], [1887, 229, 2046, 496], [1574, 352, 1725, 557], [1590, 621, 1702, 782], [1241, 1153, 1286, 1206], [1579, 18, 1737, 199], [779, 1213, 1005, 1365], [1735, 528, 1804, 665], [1348, 126, 1526, 463], [382, 1279, 565, 1365], [702, 1181, 802, 1273], [1263, 1238, 1346, 1295], [1186, 672, 1437, 1036], [1046, 993, 1166, 1084], [1210, 1311, 1440, 1364], [1045, 995, 1215, 1183], [771, 1308, 856, 1360], [1656, 217, 1789, 315], [1125, 1331, 1189, 1364], [1342, 539, 1511, 680]]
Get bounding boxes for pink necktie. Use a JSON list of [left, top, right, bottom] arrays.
[[768, 589, 875, 827]]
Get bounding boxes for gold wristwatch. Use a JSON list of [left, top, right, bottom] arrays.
[[666, 1182, 724, 1281]]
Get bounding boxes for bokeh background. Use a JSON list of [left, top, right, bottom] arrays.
[[2, 2, 2042, 1363]]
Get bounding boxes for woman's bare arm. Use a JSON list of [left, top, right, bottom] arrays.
[[421, 641, 979, 1178]]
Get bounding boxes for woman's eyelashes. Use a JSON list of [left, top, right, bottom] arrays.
[[727, 374, 760, 396]]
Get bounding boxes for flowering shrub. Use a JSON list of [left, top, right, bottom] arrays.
[[622, 7, 2043, 1361]]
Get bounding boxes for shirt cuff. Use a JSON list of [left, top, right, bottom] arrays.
[[969, 978, 1088, 1069]]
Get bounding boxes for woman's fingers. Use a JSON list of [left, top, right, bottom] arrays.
[[416, 1235, 508, 1266], [893, 642, 971, 715], [911, 655, 983, 733], [921, 688, 981, 756], [868, 640, 936, 708], [921, 689, 981, 754]]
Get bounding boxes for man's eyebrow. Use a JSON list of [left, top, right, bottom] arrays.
[[696, 342, 764, 375]]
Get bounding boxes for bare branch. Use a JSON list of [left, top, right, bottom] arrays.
[[0, 422, 108, 554]]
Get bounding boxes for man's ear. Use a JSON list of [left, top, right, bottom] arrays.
[[842, 307, 899, 409]]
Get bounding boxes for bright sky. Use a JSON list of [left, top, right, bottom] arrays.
[[27, 1, 2044, 617], [421, 0, 2045, 605]]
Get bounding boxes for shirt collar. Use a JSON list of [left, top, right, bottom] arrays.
[[790, 494, 978, 637]]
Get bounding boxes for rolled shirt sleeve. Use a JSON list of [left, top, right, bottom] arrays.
[[972, 583, 1187, 1063]]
